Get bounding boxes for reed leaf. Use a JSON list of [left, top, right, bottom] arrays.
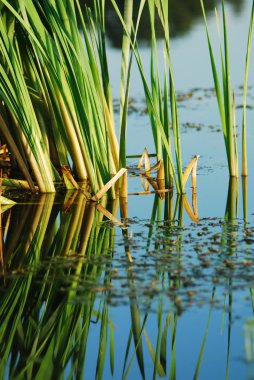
[[242, 1, 254, 176], [200, 0, 242, 177]]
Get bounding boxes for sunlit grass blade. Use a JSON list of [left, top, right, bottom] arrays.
[[182, 155, 199, 188], [109, 311, 115, 376], [221, 0, 237, 177], [193, 288, 215, 380], [95, 304, 108, 380], [242, 1, 254, 176], [130, 305, 145, 378], [119, 0, 133, 170], [200, 0, 243, 177], [160, 313, 170, 373], [169, 313, 177, 380], [122, 313, 148, 380]]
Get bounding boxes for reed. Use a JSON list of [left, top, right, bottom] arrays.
[[0, 1, 200, 197], [200, 0, 254, 178], [242, 2, 254, 176], [111, 0, 200, 194], [0, 194, 119, 378], [0, 0, 124, 197], [200, 0, 237, 177]]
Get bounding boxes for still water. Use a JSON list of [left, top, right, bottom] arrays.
[[2, 0, 254, 379]]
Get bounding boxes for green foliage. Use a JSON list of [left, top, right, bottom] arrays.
[[0, 0, 120, 195], [200, 0, 254, 178], [111, 0, 184, 193]]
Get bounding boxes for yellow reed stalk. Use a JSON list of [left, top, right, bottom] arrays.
[[119, 170, 128, 198], [62, 165, 79, 190], [56, 92, 88, 180], [2, 179, 39, 191], [182, 155, 199, 189], [183, 195, 199, 224], [142, 174, 158, 192], [0, 195, 16, 205], [140, 175, 150, 192], [62, 193, 87, 256], [242, 176, 248, 223], [78, 203, 96, 256], [138, 148, 151, 172], [96, 203, 126, 229], [62, 190, 79, 212], [102, 97, 119, 171], [91, 168, 127, 201], [192, 191, 199, 219], [120, 197, 128, 219], [128, 189, 172, 196], [10, 116, 55, 192], [22, 194, 54, 253], [157, 180, 166, 200], [126, 250, 133, 263], [156, 160, 165, 181]]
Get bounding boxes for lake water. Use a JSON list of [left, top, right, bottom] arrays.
[[2, 0, 254, 379]]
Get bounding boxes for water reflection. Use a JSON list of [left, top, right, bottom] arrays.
[[0, 186, 253, 378], [81, 0, 244, 47]]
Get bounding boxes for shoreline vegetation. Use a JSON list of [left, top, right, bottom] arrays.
[[0, 0, 253, 199]]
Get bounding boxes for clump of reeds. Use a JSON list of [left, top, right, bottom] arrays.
[[200, 0, 254, 178], [0, 0, 200, 197], [0, 0, 124, 197], [112, 0, 199, 194]]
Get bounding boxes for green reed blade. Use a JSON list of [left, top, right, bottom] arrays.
[[111, 0, 181, 193], [222, 0, 237, 177], [120, 0, 133, 123], [109, 311, 115, 376], [242, 1, 254, 176], [200, 1, 230, 151], [95, 305, 108, 380], [160, 313, 170, 373], [169, 313, 177, 380], [200, 0, 241, 177], [193, 288, 215, 380]]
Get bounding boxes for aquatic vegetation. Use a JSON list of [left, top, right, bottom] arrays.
[[200, 0, 254, 178], [0, 176, 253, 378], [111, 0, 185, 193], [0, 0, 253, 198], [241, 2, 254, 176], [0, 0, 123, 196], [200, 0, 238, 177], [0, 0, 198, 196], [0, 194, 117, 378]]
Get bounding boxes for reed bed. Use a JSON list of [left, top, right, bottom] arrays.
[[0, 0, 200, 197], [0, 0, 253, 198], [0, 0, 122, 196]]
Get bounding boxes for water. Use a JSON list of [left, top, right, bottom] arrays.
[[2, 193, 254, 379], [2, 0, 254, 379]]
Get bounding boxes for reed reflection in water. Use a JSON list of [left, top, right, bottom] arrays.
[[0, 182, 253, 379]]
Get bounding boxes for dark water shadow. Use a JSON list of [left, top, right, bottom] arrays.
[[80, 0, 244, 47]]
